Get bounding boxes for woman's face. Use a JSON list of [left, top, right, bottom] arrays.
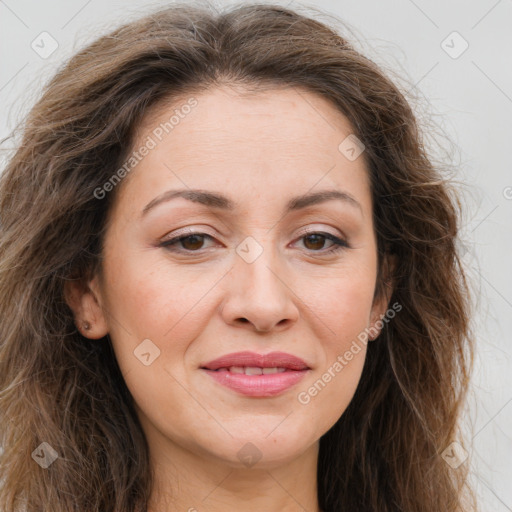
[[70, 85, 391, 471]]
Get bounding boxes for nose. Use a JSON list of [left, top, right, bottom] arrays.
[[220, 243, 300, 333]]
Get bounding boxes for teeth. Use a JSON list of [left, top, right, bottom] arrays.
[[244, 366, 263, 375], [216, 367, 289, 374]]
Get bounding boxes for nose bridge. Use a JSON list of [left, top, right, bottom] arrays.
[[234, 233, 285, 298], [220, 232, 299, 331]]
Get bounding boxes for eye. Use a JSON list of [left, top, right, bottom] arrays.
[[159, 231, 216, 252], [159, 229, 349, 255], [294, 231, 349, 254]]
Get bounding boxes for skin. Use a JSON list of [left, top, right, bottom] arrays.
[[65, 84, 393, 512]]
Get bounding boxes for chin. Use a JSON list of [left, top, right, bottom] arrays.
[[203, 424, 317, 469]]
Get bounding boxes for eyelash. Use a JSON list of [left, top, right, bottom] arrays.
[[159, 230, 349, 255]]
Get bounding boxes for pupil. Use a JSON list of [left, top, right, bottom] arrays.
[[305, 234, 324, 250], [183, 235, 203, 250]]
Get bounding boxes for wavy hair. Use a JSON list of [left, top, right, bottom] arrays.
[[0, 2, 476, 511]]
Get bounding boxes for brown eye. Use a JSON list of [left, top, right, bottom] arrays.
[[298, 232, 348, 253], [160, 233, 214, 252], [303, 233, 328, 251], [179, 234, 206, 251]]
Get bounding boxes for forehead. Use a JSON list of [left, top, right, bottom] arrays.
[[139, 83, 359, 153], [113, 84, 371, 216]]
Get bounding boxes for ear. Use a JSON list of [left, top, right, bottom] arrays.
[[368, 253, 396, 340], [63, 273, 109, 340]]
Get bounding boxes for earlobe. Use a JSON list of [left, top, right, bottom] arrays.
[[63, 274, 109, 340]]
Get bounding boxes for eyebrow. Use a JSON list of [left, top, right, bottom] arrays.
[[141, 188, 362, 217]]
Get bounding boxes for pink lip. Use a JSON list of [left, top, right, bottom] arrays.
[[200, 351, 310, 397], [201, 351, 310, 371]]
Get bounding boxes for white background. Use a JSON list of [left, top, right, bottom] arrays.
[[1, 0, 511, 510]]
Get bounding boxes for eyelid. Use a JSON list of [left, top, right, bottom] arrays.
[[294, 224, 347, 241], [161, 226, 217, 242]]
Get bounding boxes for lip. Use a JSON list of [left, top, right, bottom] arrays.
[[201, 351, 310, 371], [200, 351, 311, 397]]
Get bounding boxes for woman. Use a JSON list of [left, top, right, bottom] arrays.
[[0, 2, 476, 511]]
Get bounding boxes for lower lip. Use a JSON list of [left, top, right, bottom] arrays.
[[201, 368, 309, 397]]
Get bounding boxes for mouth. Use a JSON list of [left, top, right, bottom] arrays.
[[200, 351, 311, 397]]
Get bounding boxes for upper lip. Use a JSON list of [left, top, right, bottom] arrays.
[[201, 351, 310, 371]]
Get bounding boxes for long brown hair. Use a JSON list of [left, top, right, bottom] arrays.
[[0, 2, 476, 511]]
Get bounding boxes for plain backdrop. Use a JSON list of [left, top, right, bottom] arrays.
[[1, 0, 511, 510]]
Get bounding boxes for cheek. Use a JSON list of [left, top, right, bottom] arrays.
[[304, 267, 376, 344], [327, 279, 374, 386], [293, 272, 374, 427], [101, 255, 222, 366], [100, 260, 218, 425], [296, 343, 367, 442]]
